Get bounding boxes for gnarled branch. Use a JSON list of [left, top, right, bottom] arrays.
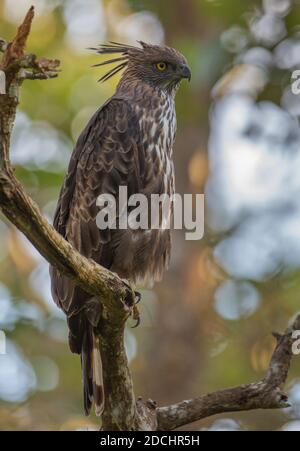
[[157, 314, 300, 430], [0, 7, 299, 432]]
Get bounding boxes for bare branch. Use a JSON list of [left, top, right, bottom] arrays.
[[19, 71, 59, 80], [1, 6, 34, 70], [157, 314, 300, 431], [18, 57, 60, 81]]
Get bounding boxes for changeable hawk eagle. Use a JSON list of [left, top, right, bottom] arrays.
[[50, 41, 191, 416]]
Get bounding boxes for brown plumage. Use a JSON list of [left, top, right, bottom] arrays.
[[50, 41, 191, 416]]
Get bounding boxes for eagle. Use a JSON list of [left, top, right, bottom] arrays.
[[50, 41, 191, 416]]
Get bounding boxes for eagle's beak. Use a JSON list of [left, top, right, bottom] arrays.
[[180, 64, 191, 82]]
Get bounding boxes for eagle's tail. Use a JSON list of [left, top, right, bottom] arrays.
[[81, 326, 104, 416]]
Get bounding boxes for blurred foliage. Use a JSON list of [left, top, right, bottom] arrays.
[[1, 0, 300, 431]]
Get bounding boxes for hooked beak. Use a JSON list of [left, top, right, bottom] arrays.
[[180, 64, 192, 82]]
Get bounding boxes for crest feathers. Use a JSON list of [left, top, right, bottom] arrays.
[[91, 41, 141, 83]]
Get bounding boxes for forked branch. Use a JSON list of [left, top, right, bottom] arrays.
[[157, 315, 300, 430]]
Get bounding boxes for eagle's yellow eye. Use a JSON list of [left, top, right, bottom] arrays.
[[156, 62, 167, 71]]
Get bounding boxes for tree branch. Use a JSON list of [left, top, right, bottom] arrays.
[[0, 6, 136, 431], [157, 314, 300, 430], [0, 6, 299, 432]]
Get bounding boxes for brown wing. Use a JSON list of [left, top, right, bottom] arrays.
[[50, 98, 150, 415], [50, 98, 145, 340]]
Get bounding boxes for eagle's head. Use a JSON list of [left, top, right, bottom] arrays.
[[92, 41, 191, 94]]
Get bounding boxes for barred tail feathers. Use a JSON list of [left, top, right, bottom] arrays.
[[81, 326, 104, 416]]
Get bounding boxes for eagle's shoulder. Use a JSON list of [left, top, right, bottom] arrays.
[[53, 96, 143, 239]]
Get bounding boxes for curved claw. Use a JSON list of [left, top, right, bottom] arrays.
[[134, 291, 142, 304], [131, 316, 141, 329], [131, 304, 141, 328]]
